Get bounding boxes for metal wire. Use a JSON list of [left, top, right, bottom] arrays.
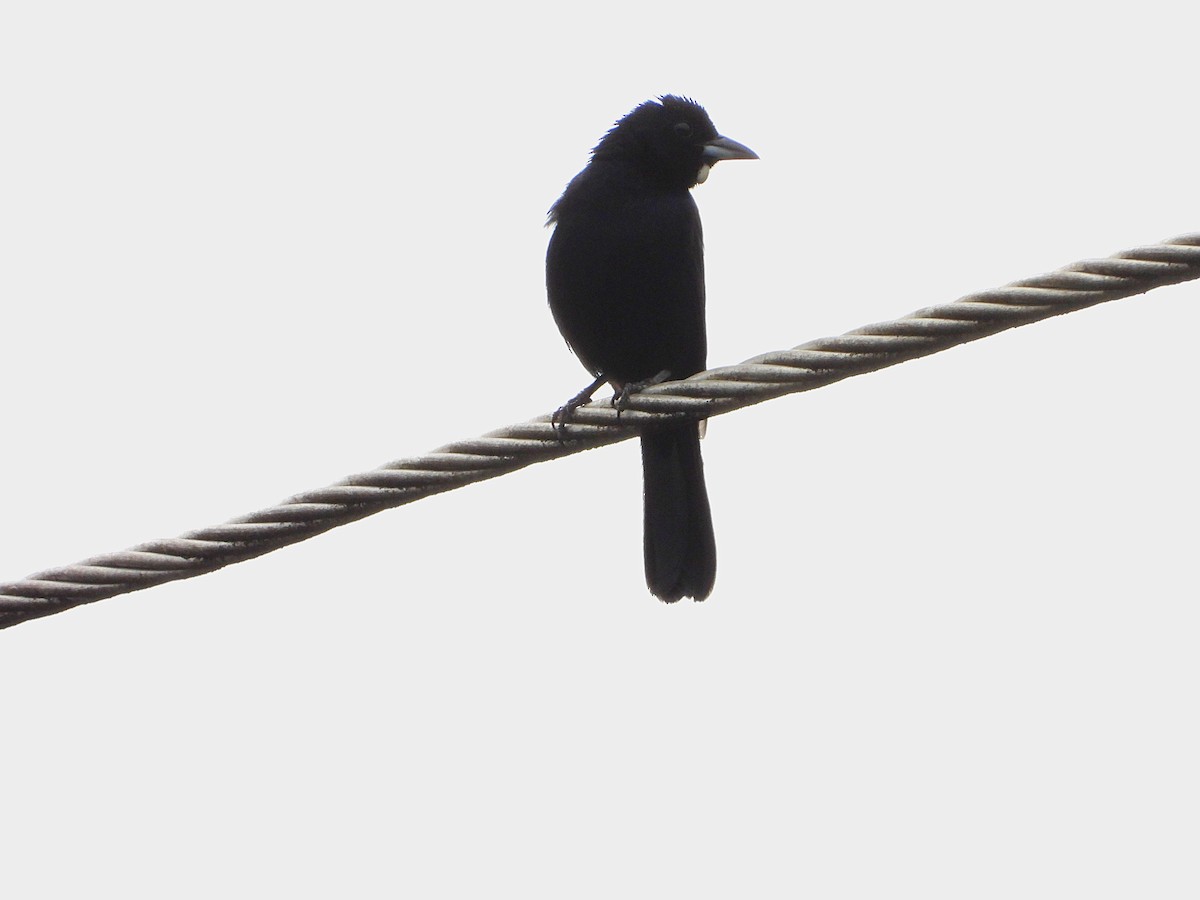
[[3, 233, 1198, 629]]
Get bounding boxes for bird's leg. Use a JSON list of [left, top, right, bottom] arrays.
[[613, 369, 672, 417], [552, 373, 607, 441]]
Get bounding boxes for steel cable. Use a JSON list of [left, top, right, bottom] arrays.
[[2, 233, 1198, 629]]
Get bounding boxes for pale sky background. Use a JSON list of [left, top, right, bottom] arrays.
[[2, 2, 1198, 897]]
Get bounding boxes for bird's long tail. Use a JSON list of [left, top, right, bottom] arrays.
[[640, 423, 716, 602]]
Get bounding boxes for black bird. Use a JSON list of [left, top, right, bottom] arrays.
[[545, 96, 757, 602]]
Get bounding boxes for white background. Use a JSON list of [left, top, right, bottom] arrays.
[[2, 1, 1198, 896]]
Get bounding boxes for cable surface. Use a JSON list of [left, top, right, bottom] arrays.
[[3, 233, 1198, 629]]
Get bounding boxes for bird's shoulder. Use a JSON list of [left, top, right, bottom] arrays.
[[548, 160, 699, 231]]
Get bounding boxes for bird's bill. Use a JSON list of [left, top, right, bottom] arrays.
[[702, 135, 759, 161]]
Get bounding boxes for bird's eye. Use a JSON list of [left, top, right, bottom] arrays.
[[673, 122, 693, 138]]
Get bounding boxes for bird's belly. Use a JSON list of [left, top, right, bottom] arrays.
[[547, 224, 706, 386]]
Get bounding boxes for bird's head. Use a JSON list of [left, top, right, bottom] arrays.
[[591, 95, 758, 190]]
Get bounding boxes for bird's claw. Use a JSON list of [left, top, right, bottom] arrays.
[[613, 370, 672, 418], [551, 374, 608, 442], [551, 398, 586, 442]]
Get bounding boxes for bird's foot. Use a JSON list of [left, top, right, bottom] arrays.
[[613, 369, 672, 418], [552, 374, 607, 442]]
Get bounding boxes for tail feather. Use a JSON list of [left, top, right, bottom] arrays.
[[640, 424, 716, 602]]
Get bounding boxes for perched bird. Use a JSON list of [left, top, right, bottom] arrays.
[[545, 96, 757, 601]]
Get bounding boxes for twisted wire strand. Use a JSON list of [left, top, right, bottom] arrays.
[[3, 233, 1198, 629]]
